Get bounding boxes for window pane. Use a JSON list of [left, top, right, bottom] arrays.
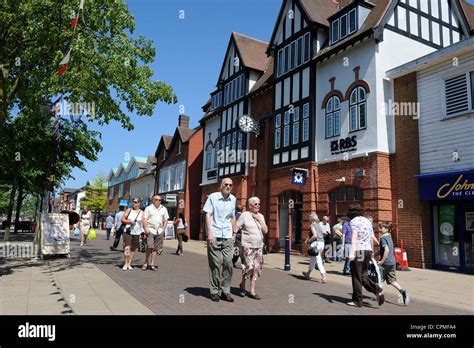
[[278, 49, 283, 76], [346, 186, 354, 201], [336, 188, 345, 201], [284, 46, 290, 73], [236, 77, 241, 99], [327, 113, 333, 138], [471, 72, 474, 110], [297, 37, 303, 66], [294, 107, 300, 121], [303, 118, 309, 141], [332, 20, 339, 42], [349, 9, 356, 33], [334, 96, 340, 110], [293, 121, 299, 144], [304, 33, 310, 62], [290, 41, 296, 70], [275, 129, 281, 149], [276, 114, 281, 128], [350, 89, 357, 104], [334, 110, 340, 136], [303, 103, 310, 118], [284, 111, 290, 125], [327, 97, 333, 112], [340, 14, 347, 38], [350, 106, 357, 131], [359, 103, 366, 128], [284, 125, 290, 146], [358, 87, 366, 101]]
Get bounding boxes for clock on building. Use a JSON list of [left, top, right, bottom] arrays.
[[237, 114, 256, 133]]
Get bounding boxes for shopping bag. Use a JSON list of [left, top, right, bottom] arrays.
[[87, 228, 97, 240], [73, 228, 80, 237]]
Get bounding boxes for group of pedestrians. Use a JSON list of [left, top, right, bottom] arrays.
[[76, 180, 408, 308]]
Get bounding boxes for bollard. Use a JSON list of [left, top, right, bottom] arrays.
[[284, 236, 291, 271]]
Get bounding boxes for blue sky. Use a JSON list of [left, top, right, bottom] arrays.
[[63, 0, 280, 188], [63, 0, 474, 189]]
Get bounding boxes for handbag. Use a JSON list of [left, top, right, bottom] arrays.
[[307, 246, 319, 257], [138, 233, 147, 253], [73, 228, 80, 237]]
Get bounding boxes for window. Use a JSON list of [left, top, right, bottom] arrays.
[[326, 96, 341, 138], [332, 19, 340, 43], [275, 114, 281, 149], [284, 46, 290, 74], [205, 144, 213, 170], [349, 9, 356, 33], [297, 37, 303, 66], [177, 140, 182, 155], [238, 132, 243, 150], [278, 34, 310, 77], [444, 72, 474, 118], [214, 141, 220, 168], [349, 87, 367, 131], [293, 107, 300, 144], [304, 32, 310, 62], [302, 102, 310, 142], [290, 41, 296, 70], [278, 49, 283, 77], [340, 14, 347, 38], [108, 187, 114, 200], [119, 183, 124, 197], [170, 167, 176, 191]]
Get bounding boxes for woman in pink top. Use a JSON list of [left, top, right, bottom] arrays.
[[236, 197, 268, 300]]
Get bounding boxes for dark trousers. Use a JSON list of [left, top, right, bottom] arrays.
[[112, 227, 124, 249], [106, 228, 112, 240], [176, 228, 186, 254], [350, 250, 381, 306]]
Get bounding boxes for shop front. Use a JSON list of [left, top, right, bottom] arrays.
[[418, 170, 474, 273]]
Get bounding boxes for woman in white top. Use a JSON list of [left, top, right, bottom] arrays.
[[79, 206, 92, 247], [235, 197, 268, 300], [302, 213, 327, 283], [121, 197, 147, 271], [173, 212, 187, 256]]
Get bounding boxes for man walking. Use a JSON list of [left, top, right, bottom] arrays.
[[320, 216, 331, 263], [143, 195, 169, 271], [203, 178, 237, 302], [110, 206, 125, 251], [105, 214, 114, 241]]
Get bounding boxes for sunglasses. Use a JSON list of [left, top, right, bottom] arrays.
[[223, 183, 233, 187], [154, 199, 161, 202], [133, 201, 140, 204]]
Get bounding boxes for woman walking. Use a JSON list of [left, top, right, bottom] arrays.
[[236, 197, 268, 300], [173, 213, 187, 255], [121, 197, 147, 271], [80, 206, 92, 247], [302, 213, 327, 283]]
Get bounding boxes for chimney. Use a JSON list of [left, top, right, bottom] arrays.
[[178, 115, 190, 128]]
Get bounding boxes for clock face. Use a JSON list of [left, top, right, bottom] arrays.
[[238, 115, 255, 133]]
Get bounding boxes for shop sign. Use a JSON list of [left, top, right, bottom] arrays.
[[291, 168, 306, 186], [418, 171, 474, 201], [331, 135, 357, 155], [119, 199, 129, 207]]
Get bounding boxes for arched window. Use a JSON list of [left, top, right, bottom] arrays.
[[214, 141, 220, 169], [325, 96, 341, 138], [349, 86, 367, 132], [205, 144, 213, 170]]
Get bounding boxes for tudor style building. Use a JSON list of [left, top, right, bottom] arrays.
[[154, 115, 203, 240]]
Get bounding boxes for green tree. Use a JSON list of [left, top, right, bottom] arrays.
[[0, 0, 177, 128], [80, 173, 107, 227]]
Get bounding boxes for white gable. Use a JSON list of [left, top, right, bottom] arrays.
[[273, 0, 309, 47], [221, 40, 241, 82]]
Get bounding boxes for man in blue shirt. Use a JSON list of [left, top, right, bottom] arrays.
[[342, 216, 352, 275], [110, 206, 125, 251], [105, 214, 114, 240], [203, 178, 237, 302]]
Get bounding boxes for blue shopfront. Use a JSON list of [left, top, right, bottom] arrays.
[[417, 170, 474, 273]]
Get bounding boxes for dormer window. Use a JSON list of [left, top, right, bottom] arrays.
[[331, 8, 357, 45], [211, 91, 222, 110]]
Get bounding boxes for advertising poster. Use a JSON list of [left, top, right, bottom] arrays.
[[40, 213, 70, 256], [466, 212, 474, 232], [439, 205, 455, 245]]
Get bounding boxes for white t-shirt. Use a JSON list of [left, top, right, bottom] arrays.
[[144, 204, 169, 235], [319, 222, 331, 237], [125, 209, 143, 236], [350, 216, 374, 251]]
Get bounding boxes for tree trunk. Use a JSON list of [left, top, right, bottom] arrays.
[[13, 183, 24, 233], [3, 182, 17, 242]]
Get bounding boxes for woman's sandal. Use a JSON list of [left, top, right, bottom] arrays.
[[320, 278, 328, 284], [150, 265, 158, 271], [239, 283, 246, 297], [247, 293, 261, 300], [141, 264, 148, 271]]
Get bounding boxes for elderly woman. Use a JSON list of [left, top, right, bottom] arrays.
[[121, 197, 148, 271], [302, 213, 327, 283], [79, 206, 92, 247], [236, 197, 268, 300]]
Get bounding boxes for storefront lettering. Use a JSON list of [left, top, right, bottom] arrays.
[[436, 175, 474, 199], [331, 135, 357, 155]]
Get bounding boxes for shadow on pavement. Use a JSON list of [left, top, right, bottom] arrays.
[[183, 286, 211, 299]]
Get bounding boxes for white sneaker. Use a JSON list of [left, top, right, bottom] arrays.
[[122, 265, 128, 271], [127, 265, 134, 270]]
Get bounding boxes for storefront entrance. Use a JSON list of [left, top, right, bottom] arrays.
[[328, 186, 364, 223], [278, 191, 303, 251]]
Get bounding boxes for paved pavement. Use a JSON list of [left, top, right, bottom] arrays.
[[1, 230, 472, 315]]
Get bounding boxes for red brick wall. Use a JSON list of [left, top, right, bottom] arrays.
[[186, 128, 203, 240], [392, 72, 431, 268]]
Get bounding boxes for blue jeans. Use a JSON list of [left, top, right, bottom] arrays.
[[333, 237, 342, 261], [343, 244, 352, 274]]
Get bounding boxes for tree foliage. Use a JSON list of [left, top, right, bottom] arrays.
[[80, 173, 107, 214]]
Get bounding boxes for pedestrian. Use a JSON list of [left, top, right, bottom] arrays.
[[105, 214, 114, 241], [121, 197, 147, 271], [79, 206, 91, 247], [319, 216, 331, 263], [232, 205, 244, 268], [236, 197, 267, 300], [143, 195, 169, 271], [302, 213, 327, 283], [110, 206, 125, 251], [173, 212, 187, 256], [347, 206, 385, 307], [341, 216, 352, 275], [203, 178, 237, 302], [332, 217, 343, 262], [378, 222, 409, 306]]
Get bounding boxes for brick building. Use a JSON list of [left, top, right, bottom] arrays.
[[154, 115, 203, 240]]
